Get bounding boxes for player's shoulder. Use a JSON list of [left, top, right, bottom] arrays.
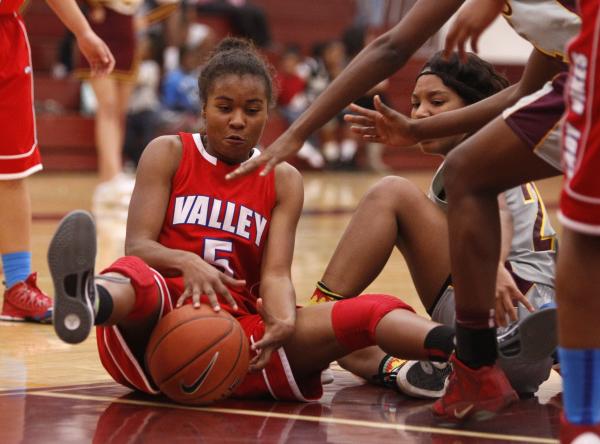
[[273, 161, 303, 186], [138, 135, 184, 175], [273, 161, 303, 202]]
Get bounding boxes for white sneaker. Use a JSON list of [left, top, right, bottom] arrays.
[[92, 173, 135, 219], [396, 360, 451, 399]]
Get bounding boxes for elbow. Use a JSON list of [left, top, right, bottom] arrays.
[[370, 33, 410, 71]]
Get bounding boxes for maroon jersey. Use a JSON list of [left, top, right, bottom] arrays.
[[0, 0, 23, 14], [157, 133, 276, 314]]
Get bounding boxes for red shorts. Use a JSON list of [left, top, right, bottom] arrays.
[[96, 269, 323, 401], [559, 0, 600, 234], [0, 13, 42, 179]]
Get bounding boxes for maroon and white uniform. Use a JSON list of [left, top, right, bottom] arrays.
[[559, 0, 600, 234], [0, 0, 43, 179], [97, 133, 323, 401], [501, 0, 580, 171]]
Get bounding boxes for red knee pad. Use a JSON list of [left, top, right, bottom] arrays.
[[101, 256, 158, 321], [331, 294, 415, 351]]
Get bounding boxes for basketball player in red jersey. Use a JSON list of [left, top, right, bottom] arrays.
[[0, 0, 113, 323], [48, 38, 464, 401]]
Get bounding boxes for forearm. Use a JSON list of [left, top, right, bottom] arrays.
[[411, 84, 518, 141], [125, 238, 197, 277], [259, 276, 296, 327], [45, 0, 93, 37], [288, 0, 462, 141]]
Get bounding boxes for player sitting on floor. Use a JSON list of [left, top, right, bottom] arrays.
[[314, 51, 558, 401], [49, 37, 467, 402]]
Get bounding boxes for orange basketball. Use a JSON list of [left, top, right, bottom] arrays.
[[146, 304, 249, 405]]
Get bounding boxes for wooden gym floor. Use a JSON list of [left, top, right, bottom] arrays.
[[0, 170, 564, 443]]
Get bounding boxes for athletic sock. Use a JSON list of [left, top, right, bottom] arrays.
[[94, 284, 114, 325], [424, 325, 455, 362], [374, 354, 404, 388], [310, 281, 345, 304], [2, 251, 31, 288], [559, 347, 600, 425], [455, 308, 497, 368]]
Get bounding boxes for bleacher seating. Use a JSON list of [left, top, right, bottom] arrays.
[[24, 1, 523, 172]]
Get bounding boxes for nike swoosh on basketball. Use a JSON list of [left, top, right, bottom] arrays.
[[180, 352, 220, 394], [453, 404, 474, 419]]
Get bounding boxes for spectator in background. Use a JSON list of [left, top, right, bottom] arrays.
[[306, 40, 359, 169], [123, 34, 163, 168], [161, 45, 201, 131], [276, 45, 324, 168], [196, 0, 272, 48], [74, 0, 178, 216], [342, 24, 390, 172]]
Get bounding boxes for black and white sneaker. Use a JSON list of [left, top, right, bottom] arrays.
[[395, 360, 452, 399], [48, 210, 97, 344], [497, 306, 557, 362]]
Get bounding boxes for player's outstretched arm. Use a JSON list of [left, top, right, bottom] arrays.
[[249, 164, 303, 371], [443, 0, 505, 60], [348, 49, 565, 145], [46, 0, 115, 75], [226, 0, 464, 180]]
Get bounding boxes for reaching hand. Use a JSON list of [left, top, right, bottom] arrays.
[[495, 266, 534, 327], [249, 298, 295, 372], [443, 0, 505, 61], [175, 255, 245, 312], [344, 95, 418, 147], [76, 29, 115, 76], [226, 131, 304, 181]]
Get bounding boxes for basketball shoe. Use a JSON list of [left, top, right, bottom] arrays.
[[396, 360, 452, 399], [497, 306, 557, 361], [561, 415, 600, 444], [0, 273, 52, 323], [432, 354, 518, 421], [48, 210, 97, 344]]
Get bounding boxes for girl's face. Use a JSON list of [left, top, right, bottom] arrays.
[[203, 74, 269, 164], [410, 74, 467, 156]]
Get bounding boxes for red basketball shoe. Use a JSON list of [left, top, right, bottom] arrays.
[[561, 415, 600, 443], [432, 354, 518, 421], [0, 272, 53, 323]]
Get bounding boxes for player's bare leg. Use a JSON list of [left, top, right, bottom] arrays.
[[319, 176, 450, 309], [0, 179, 52, 322], [556, 229, 600, 440], [440, 116, 559, 419], [283, 300, 445, 380]]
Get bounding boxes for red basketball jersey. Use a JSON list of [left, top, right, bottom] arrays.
[[158, 133, 276, 314], [0, 0, 24, 14]]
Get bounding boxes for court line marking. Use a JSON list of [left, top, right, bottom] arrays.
[[28, 390, 558, 443]]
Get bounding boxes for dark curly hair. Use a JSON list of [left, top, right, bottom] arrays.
[[417, 51, 510, 104], [199, 37, 275, 106]]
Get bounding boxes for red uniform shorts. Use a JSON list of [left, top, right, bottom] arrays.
[[96, 268, 323, 401], [0, 13, 42, 179], [559, 0, 600, 234]]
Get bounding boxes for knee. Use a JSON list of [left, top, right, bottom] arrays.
[[365, 176, 422, 211], [443, 149, 472, 199]]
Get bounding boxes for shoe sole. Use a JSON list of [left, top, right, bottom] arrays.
[[48, 210, 96, 344], [498, 307, 557, 362]]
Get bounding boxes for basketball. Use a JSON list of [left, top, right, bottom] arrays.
[[145, 304, 249, 405]]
